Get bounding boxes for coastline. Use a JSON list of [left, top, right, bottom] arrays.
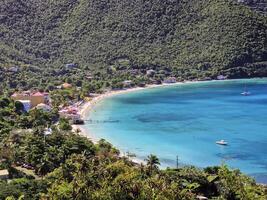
[[71, 78, 267, 183], [72, 81, 192, 164], [72, 81, 191, 142], [72, 77, 264, 143]]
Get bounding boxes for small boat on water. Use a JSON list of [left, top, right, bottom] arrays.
[[216, 140, 228, 146], [241, 91, 251, 96], [241, 85, 251, 96]]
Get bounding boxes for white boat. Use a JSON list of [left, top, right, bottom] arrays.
[[241, 85, 251, 96], [216, 140, 228, 145], [241, 91, 251, 96]]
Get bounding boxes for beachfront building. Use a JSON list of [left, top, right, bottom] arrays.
[[0, 169, 9, 180], [123, 80, 133, 88], [18, 100, 31, 112], [35, 103, 52, 112], [62, 83, 72, 89], [6, 66, 19, 73], [11, 91, 49, 108], [146, 69, 156, 76], [65, 63, 78, 69], [59, 106, 84, 124], [196, 195, 208, 200], [217, 75, 227, 80], [163, 77, 177, 84], [150, 79, 162, 85]]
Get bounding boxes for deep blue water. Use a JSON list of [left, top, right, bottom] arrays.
[[84, 79, 267, 183]]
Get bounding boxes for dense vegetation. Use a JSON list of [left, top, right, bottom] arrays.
[[0, 0, 267, 93], [0, 98, 266, 200], [0, 0, 267, 199], [238, 0, 267, 13]]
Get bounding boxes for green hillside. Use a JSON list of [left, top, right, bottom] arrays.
[[0, 0, 267, 90]]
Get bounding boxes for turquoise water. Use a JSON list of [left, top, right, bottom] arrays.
[[84, 79, 267, 183]]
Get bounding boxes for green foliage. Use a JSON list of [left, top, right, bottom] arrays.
[[58, 118, 72, 131], [145, 154, 160, 175], [48, 181, 73, 200], [0, 0, 267, 92], [216, 165, 267, 199], [0, 111, 266, 199], [0, 97, 58, 140], [0, 178, 47, 200], [0, 1, 266, 199]]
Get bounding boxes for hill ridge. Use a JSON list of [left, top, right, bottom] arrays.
[[0, 0, 267, 90]]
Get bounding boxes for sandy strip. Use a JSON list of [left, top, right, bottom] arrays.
[[71, 81, 205, 164], [71, 82, 189, 142], [71, 79, 247, 164], [71, 78, 267, 174], [72, 80, 225, 141], [72, 78, 236, 143], [79, 82, 188, 118]]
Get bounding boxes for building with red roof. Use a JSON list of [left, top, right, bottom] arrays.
[[11, 91, 49, 108]]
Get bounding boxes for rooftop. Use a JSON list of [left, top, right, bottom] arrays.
[[0, 169, 9, 176], [11, 91, 48, 97], [62, 83, 72, 88], [32, 92, 45, 97]]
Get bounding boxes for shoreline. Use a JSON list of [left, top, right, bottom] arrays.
[[72, 81, 192, 164], [72, 80, 194, 142], [71, 78, 267, 184], [72, 77, 266, 143]]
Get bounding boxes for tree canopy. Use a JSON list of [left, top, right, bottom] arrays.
[[0, 0, 267, 92]]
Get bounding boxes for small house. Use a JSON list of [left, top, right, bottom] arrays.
[[123, 80, 133, 88], [137, 82, 146, 87], [59, 105, 84, 124], [203, 77, 212, 81], [11, 91, 48, 108], [18, 100, 31, 112], [35, 103, 52, 112], [62, 83, 72, 89], [65, 63, 78, 69], [197, 195, 208, 200], [217, 75, 227, 80], [146, 69, 156, 76], [150, 79, 161, 85], [86, 75, 93, 80], [44, 128, 52, 135], [163, 77, 177, 84], [0, 169, 9, 180], [7, 66, 19, 73]]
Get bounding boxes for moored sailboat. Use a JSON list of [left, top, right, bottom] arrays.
[[241, 84, 251, 96], [216, 140, 228, 146]]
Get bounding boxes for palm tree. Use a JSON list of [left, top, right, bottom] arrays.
[[145, 154, 160, 175]]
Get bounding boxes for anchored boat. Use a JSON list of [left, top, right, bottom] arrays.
[[216, 140, 228, 146], [241, 84, 251, 96]]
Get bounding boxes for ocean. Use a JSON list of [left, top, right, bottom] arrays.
[[84, 79, 267, 183]]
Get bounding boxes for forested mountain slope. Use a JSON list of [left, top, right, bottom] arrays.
[[0, 0, 267, 84], [237, 0, 267, 14]]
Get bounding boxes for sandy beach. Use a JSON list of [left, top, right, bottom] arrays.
[[72, 82, 189, 143], [71, 78, 267, 171], [72, 78, 234, 142]]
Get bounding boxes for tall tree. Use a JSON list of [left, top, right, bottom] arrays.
[[145, 154, 160, 175]]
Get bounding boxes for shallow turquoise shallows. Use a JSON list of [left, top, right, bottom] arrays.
[[84, 79, 267, 183]]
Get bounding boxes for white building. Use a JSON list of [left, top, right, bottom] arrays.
[[163, 77, 177, 84], [0, 169, 9, 180], [18, 100, 31, 112], [217, 75, 227, 80], [35, 103, 52, 112]]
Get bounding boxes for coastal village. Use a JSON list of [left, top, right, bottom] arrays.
[[2, 62, 230, 189], [0, 62, 266, 198], [0, 0, 267, 198], [10, 86, 84, 125], [7, 62, 228, 126]]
